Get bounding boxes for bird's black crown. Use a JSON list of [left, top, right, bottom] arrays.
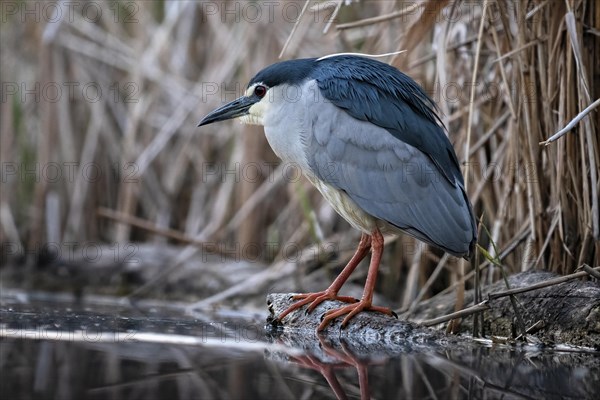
[[248, 58, 317, 88]]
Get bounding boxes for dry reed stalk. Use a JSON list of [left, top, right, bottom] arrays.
[[2, 1, 597, 310]]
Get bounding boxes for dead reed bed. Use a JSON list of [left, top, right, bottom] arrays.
[[0, 1, 598, 309]]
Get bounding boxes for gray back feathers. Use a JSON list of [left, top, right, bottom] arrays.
[[300, 76, 476, 257]]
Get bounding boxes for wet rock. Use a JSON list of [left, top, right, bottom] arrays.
[[266, 293, 460, 354]]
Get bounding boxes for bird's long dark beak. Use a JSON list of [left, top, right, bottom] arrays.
[[198, 96, 257, 126]]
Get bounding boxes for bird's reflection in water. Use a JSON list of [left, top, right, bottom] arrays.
[[288, 336, 375, 400], [3, 300, 598, 399], [267, 330, 600, 400]]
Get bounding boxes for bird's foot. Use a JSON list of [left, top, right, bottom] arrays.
[[318, 300, 397, 331], [277, 290, 359, 322]]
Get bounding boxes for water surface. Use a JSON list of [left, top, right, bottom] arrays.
[[1, 292, 598, 399]]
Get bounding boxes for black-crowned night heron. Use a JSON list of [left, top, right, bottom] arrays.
[[199, 55, 477, 331]]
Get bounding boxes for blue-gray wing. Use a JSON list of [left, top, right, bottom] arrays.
[[301, 82, 476, 257], [315, 55, 463, 186]]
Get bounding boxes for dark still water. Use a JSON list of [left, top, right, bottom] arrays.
[[1, 293, 598, 400]]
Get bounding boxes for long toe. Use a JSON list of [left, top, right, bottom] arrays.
[[317, 301, 394, 331], [278, 291, 359, 321], [306, 294, 358, 313]]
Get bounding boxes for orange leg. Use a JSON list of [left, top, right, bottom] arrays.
[[319, 339, 370, 400], [290, 354, 348, 400], [318, 228, 396, 331], [292, 337, 371, 400], [277, 234, 372, 322]]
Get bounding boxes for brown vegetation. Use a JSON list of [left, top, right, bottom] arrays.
[[1, 1, 598, 309]]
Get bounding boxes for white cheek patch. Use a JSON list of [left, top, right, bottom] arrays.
[[240, 100, 268, 125], [239, 83, 270, 126], [239, 113, 263, 125]]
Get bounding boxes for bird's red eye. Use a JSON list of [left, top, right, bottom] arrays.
[[254, 85, 267, 98]]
